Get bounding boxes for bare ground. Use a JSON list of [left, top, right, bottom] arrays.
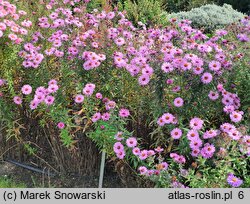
[[0, 161, 125, 188]]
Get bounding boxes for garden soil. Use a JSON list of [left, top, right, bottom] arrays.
[[0, 161, 124, 188]]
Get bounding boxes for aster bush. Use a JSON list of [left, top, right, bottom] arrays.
[[0, 0, 249, 187]]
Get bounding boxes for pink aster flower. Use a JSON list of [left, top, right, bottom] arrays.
[[139, 150, 148, 160], [126, 137, 137, 148], [75, 94, 84, 103], [155, 146, 164, 153], [191, 148, 200, 157], [101, 112, 110, 121], [115, 37, 125, 46], [48, 79, 57, 86], [220, 123, 236, 133], [171, 128, 182, 139], [223, 105, 235, 114], [172, 86, 181, 92], [208, 91, 219, 101], [105, 100, 116, 110], [13, 96, 22, 105], [243, 135, 250, 146], [147, 150, 155, 156], [166, 78, 174, 84], [230, 111, 243, 123], [95, 93, 103, 99], [29, 100, 39, 110], [132, 147, 141, 156], [181, 61, 192, 71], [107, 12, 115, 19], [162, 113, 174, 124], [57, 122, 65, 129], [34, 93, 45, 103], [91, 112, 101, 122], [176, 155, 186, 164], [193, 66, 204, 75], [21, 84, 32, 95], [173, 97, 184, 107], [146, 169, 156, 176], [47, 84, 59, 93], [119, 108, 130, 118], [157, 117, 165, 126], [115, 132, 123, 141], [170, 153, 178, 159], [82, 86, 94, 96], [189, 138, 203, 149], [138, 74, 150, 86], [44, 95, 55, 106], [85, 83, 96, 90], [201, 72, 213, 84], [0, 22, 6, 31], [8, 33, 17, 41], [187, 129, 199, 140], [113, 142, 124, 153], [160, 162, 169, 170], [161, 62, 174, 73], [142, 66, 153, 76], [217, 83, 224, 92], [190, 117, 204, 130], [116, 150, 126, 159], [227, 174, 243, 187], [228, 130, 242, 140], [138, 166, 148, 175], [203, 129, 219, 139], [200, 143, 216, 159], [209, 60, 221, 71], [35, 86, 46, 95]]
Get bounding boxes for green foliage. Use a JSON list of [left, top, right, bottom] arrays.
[[86, 0, 107, 11], [60, 129, 74, 148], [0, 177, 26, 188], [163, 0, 215, 12], [168, 4, 245, 32], [118, 0, 168, 25], [23, 143, 37, 155]]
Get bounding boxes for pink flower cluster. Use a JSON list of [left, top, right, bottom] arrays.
[[73, 83, 130, 124], [90, 97, 118, 123], [138, 162, 168, 176], [19, 5, 113, 70], [13, 79, 59, 109], [157, 113, 177, 126], [113, 132, 171, 176], [0, 0, 32, 43], [20, 41, 44, 68], [170, 153, 186, 164]]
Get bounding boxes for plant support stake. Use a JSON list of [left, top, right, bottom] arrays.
[[98, 151, 106, 188]]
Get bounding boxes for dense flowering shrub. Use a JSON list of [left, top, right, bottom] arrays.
[[168, 4, 244, 32], [0, 0, 249, 187], [0, 0, 32, 44]]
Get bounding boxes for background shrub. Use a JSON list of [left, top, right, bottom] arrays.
[[168, 4, 245, 32], [163, 0, 214, 12], [118, 0, 167, 26], [218, 0, 250, 15]]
